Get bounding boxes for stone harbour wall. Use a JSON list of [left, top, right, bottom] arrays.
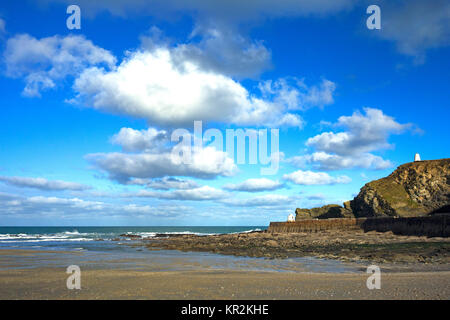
[[268, 215, 449, 238]]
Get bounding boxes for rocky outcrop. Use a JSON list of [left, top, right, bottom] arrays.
[[350, 158, 450, 217], [295, 204, 353, 220]]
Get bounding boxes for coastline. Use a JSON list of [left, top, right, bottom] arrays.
[[1, 227, 449, 299]]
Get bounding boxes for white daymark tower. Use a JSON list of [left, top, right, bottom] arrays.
[[414, 153, 421, 162]]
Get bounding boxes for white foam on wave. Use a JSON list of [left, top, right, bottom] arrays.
[[127, 229, 263, 238], [136, 231, 219, 238], [0, 237, 93, 243], [0, 234, 34, 240], [231, 228, 262, 234], [62, 230, 80, 235], [0, 231, 96, 243]]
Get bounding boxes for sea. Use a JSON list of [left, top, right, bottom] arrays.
[[0, 226, 361, 273]]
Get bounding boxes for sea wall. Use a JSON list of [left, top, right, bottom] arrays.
[[268, 215, 449, 238]]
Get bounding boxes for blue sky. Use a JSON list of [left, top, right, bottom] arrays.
[[0, 0, 449, 226]]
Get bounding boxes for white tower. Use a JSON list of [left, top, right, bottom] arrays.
[[287, 213, 295, 222], [414, 153, 421, 162]]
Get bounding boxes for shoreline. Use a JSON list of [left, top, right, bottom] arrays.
[[1, 228, 449, 299], [1, 235, 449, 299]]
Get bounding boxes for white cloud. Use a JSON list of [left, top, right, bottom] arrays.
[[87, 145, 237, 183], [0, 176, 91, 191], [4, 34, 116, 97], [4, 30, 335, 128], [259, 78, 336, 110], [127, 177, 200, 190], [283, 170, 351, 185], [307, 108, 409, 155], [111, 127, 168, 152], [130, 185, 228, 201], [223, 178, 283, 192], [27, 196, 103, 209], [0, 193, 178, 218], [289, 108, 411, 170], [72, 48, 303, 127], [171, 27, 272, 78], [293, 152, 393, 171]]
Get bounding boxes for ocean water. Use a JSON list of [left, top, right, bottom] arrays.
[[0, 226, 264, 250], [0, 226, 361, 273]]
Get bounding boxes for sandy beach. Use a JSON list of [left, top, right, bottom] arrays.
[[1, 265, 449, 300], [0, 247, 449, 300]]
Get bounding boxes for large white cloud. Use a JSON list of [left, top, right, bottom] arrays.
[[223, 178, 283, 192], [4, 31, 335, 128], [283, 170, 351, 185], [72, 48, 305, 127], [4, 34, 116, 97], [306, 108, 410, 155], [289, 108, 411, 170], [0, 176, 91, 191], [87, 145, 237, 183], [88, 126, 238, 183]]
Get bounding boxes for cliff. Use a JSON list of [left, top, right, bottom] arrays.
[[294, 158, 450, 220], [350, 158, 450, 217]]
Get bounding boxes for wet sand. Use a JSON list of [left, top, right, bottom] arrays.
[[0, 249, 449, 299], [0, 267, 449, 299]]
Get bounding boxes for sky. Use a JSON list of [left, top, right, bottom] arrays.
[[0, 0, 449, 226]]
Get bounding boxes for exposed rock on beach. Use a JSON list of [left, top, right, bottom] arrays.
[[141, 230, 450, 264]]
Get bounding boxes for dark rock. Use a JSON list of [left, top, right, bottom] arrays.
[[295, 204, 353, 220], [351, 158, 450, 217]]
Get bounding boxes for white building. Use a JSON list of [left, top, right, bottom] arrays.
[[287, 213, 295, 222], [414, 153, 421, 162]]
